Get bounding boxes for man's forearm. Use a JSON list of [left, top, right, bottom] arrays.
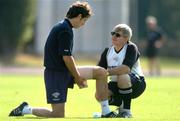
[[63, 56, 80, 80], [108, 65, 130, 76]]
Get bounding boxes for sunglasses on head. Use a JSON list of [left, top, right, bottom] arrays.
[[111, 32, 121, 38]]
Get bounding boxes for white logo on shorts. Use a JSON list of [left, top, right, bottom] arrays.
[[52, 92, 60, 101]]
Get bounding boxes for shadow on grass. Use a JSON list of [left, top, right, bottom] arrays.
[[12, 116, 95, 120], [9, 117, 46, 120]]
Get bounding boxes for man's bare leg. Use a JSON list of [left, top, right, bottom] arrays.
[[32, 103, 65, 117]]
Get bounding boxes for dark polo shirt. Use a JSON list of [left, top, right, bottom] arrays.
[[44, 19, 73, 71]]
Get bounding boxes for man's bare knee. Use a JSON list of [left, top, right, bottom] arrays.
[[93, 67, 107, 79], [50, 111, 64, 118], [117, 75, 131, 88], [51, 103, 65, 118]]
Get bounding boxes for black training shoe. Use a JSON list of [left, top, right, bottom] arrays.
[[9, 102, 28, 116], [101, 111, 117, 118], [118, 111, 132, 118]]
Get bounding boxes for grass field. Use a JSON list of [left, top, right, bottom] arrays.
[[0, 74, 180, 121]]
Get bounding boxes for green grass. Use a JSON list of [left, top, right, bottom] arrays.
[[0, 75, 180, 121]]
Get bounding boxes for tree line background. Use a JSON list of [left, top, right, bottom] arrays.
[[0, 0, 36, 61], [0, 0, 179, 63]]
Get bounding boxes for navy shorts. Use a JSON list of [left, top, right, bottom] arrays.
[[44, 68, 74, 104], [108, 73, 146, 106], [146, 46, 159, 58]]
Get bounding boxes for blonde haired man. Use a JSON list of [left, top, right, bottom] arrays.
[[98, 24, 146, 118]]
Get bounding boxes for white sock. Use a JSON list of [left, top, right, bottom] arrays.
[[100, 100, 111, 115], [22, 105, 32, 114]]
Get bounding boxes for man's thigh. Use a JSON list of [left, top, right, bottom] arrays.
[[77, 66, 99, 79], [44, 69, 72, 103]]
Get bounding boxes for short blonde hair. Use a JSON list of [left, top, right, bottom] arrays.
[[146, 16, 157, 25], [113, 24, 132, 41]]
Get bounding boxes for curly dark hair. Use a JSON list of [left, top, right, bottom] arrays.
[[66, 1, 93, 19]]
